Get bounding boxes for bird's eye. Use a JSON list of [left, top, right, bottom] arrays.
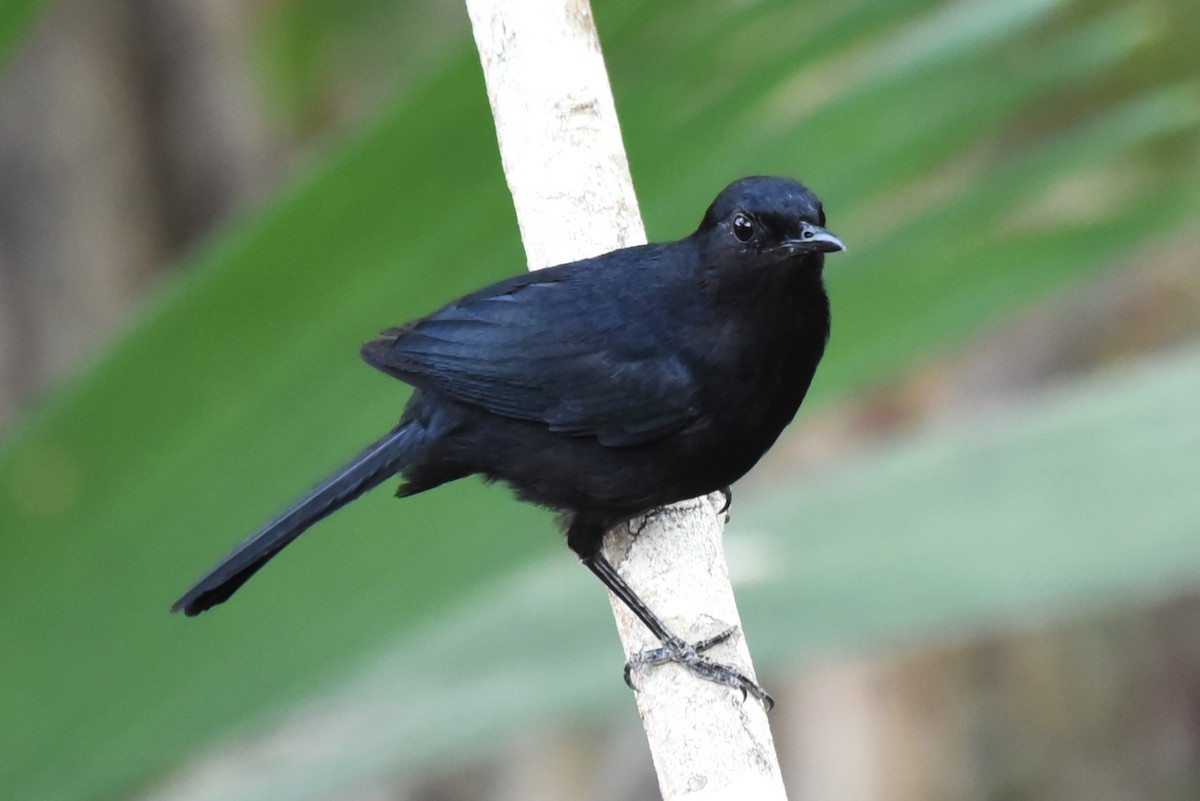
[[732, 213, 755, 243]]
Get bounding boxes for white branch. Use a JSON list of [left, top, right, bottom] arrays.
[[466, 0, 644, 267], [466, 1, 786, 797]]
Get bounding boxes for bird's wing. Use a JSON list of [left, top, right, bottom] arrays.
[[361, 271, 702, 447]]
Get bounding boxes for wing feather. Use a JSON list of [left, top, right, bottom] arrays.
[[362, 271, 701, 447]]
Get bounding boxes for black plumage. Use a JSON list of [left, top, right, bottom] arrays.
[[174, 176, 845, 704]]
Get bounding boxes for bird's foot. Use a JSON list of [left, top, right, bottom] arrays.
[[623, 626, 774, 710]]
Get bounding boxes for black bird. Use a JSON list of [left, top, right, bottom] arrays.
[[173, 176, 845, 705]]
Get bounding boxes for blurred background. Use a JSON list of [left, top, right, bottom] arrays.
[[1, 0, 1198, 799]]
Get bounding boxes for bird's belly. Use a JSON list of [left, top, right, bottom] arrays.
[[435, 402, 785, 519]]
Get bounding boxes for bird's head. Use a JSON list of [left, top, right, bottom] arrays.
[[695, 176, 845, 268]]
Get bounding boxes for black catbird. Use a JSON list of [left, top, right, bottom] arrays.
[[173, 176, 844, 705]]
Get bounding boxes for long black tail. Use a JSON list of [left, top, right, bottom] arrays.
[[172, 424, 419, 616]]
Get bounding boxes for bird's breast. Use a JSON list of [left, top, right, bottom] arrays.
[[685, 272, 830, 468]]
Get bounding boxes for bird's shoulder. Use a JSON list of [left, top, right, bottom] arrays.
[[365, 240, 686, 360]]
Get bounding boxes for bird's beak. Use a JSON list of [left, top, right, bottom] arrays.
[[784, 222, 846, 255]]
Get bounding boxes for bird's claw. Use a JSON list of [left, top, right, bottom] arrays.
[[623, 626, 774, 711], [717, 486, 733, 516]]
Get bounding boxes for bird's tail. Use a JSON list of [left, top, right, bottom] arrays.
[[172, 423, 419, 616]]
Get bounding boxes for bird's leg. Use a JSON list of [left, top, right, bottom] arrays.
[[583, 552, 773, 710]]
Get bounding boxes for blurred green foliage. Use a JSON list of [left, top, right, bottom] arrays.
[[0, 0, 46, 67], [253, 0, 463, 128], [1, 0, 1198, 799]]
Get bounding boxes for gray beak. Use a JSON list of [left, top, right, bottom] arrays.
[[787, 222, 846, 255]]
